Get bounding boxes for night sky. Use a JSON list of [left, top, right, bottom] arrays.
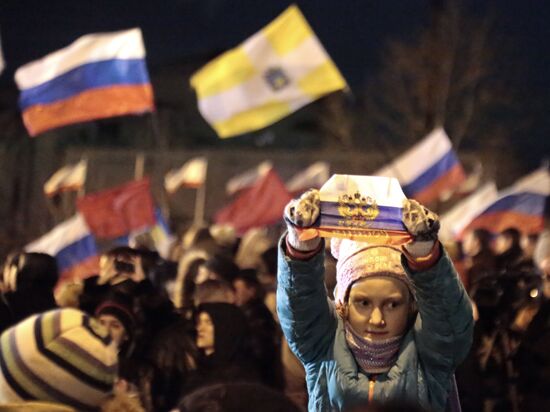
[[0, 1, 549, 163]]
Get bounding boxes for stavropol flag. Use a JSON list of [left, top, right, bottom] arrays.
[[461, 167, 550, 236], [375, 128, 466, 204], [44, 160, 87, 197], [226, 160, 273, 196], [77, 178, 156, 239], [164, 157, 207, 193], [15, 28, 154, 136], [215, 169, 292, 234], [439, 182, 499, 242], [286, 161, 330, 195], [25, 214, 99, 283], [190, 4, 347, 138]]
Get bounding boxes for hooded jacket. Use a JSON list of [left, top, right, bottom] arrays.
[[190, 303, 259, 389], [277, 240, 473, 412]]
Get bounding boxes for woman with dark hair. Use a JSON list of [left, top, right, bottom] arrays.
[[0, 252, 58, 332], [173, 249, 209, 319], [190, 302, 258, 390], [140, 319, 200, 412]]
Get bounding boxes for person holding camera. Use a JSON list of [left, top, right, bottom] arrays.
[[277, 189, 473, 412]]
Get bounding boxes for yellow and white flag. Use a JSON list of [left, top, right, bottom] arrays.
[[190, 5, 347, 138]]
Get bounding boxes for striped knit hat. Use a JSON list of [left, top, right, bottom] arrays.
[[0, 308, 118, 411]]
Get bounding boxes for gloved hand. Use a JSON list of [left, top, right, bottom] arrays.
[[402, 199, 440, 257], [284, 189, 321, 252]]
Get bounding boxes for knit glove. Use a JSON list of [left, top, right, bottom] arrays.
[[402, 199, 440, 257], [284, 189, 322, 252]]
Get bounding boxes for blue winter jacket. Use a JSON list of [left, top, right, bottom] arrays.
[[277, 239, 473, 412]]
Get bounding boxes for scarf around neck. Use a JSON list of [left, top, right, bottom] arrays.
[[345, 323, 403, 374]]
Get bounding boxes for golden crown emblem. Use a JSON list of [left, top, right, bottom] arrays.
[[337, 191, 379, 224]]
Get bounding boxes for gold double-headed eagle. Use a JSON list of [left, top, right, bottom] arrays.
[[337, 191, 379, 227]]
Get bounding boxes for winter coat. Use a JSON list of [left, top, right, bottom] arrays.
[[277, 241, 473, 412]]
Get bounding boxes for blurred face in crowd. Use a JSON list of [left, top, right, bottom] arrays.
[[1, 253, 20, 293], [494, 234, 512, 255], [520, 234, 537, 258], [99, 314, 127, 347], [347, 276, 411, 341], [462, 231, 480, 257], [195, 265, 220, 285], [233, 279, 256, 306], [196, 312, 215, 355]]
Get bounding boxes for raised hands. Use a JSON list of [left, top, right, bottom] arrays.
[[284, 189, 322, 252]]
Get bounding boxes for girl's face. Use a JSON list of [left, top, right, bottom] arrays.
[[196, 312, 215, 355], [347, 276, 411, 341], [99, 314, 127, 347]]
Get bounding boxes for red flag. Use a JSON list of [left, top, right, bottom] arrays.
[[215, 169, 292, 234], [77, 178, 155, 239]]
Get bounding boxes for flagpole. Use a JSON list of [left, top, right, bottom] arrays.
[[134, 153, 145, 180], [194, 160, 208, 225], [150, 112, 169, 151]]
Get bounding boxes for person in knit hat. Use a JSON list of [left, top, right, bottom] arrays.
[[0, 308, 118, 411], [95, 293, 136, 353], [277, 189, 473, 412]]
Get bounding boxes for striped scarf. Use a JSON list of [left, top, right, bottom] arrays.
[[345, 323, 403, 374]]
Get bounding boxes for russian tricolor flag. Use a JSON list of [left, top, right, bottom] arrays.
[[462, 167, 550, 236], [15, 28, 154, 136], [376, 128, 466, 204], [25, 214, 99, 283]]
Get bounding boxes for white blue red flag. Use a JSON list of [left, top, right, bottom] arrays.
[[25, 214, 99, 283], [15, 28, 154, 136], [462, 167, 550, 236], [375, 128, 465, 204]]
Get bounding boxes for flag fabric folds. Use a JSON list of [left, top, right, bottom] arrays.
[[375, 128, 466, 204], [226, 161, 273, 196], [77, 178, 156, 239], [190, 5, 347, 138], [164, 157, 207, 193], [15, 28, 154, 136], [118, 208, 175, 259], [298, 174, 412, 245], [215, 169, 292, 234], [462, 167, 550, 236], [44, 160, 87, 197], [286, 161, 330, 195], [439, 182, 499, 242], [25, 214, 99, 282]]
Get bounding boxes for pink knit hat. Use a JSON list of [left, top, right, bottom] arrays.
[[331, 238, 412, 316]]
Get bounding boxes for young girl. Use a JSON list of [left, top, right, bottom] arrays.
[[277, 190, 473, 412]]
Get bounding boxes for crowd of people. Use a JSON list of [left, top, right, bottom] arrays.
[[456, 227, 550, 411], [0, 191, 548, 412]]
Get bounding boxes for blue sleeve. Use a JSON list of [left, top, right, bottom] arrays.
[[276, 236, 337, 365], [403, 246, 474, 405]]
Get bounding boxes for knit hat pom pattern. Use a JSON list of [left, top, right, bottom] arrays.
[[0, 308, 118, 411], [331, 238, 411, 317]]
